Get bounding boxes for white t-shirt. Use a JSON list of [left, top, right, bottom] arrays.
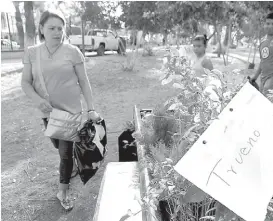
[[23, 42, 86, 117]]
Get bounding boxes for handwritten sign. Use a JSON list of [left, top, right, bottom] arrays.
[[174, 82, 273, 221]]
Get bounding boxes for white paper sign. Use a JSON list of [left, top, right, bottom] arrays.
[[174, 82, 273, 221]]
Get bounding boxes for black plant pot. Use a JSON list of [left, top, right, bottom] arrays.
[[248, 62, 255, 69], [159, 200, 173, 221]]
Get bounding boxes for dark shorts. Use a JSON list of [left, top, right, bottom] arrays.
[[260, 74, 273, 95]]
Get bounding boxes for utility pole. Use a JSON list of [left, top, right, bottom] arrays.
[[69, 16, 72, 36], [81, 16, 85, 55], [6, 13, 13, 51]]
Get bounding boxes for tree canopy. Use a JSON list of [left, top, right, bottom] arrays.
[[13, 1, 273, 49]]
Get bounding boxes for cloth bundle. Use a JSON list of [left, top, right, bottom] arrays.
[[74, 119, 107, 184]]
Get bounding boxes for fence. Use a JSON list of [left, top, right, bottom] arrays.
[[1, 38, 22, 51], [1, 12, 22, 52]]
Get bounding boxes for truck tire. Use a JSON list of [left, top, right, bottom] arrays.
[[97, 44, 105, 56]]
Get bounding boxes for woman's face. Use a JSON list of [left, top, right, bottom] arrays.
[[40, 17, 64, 44], [265, 18, 273, 36], [193, 40, 206, 57]]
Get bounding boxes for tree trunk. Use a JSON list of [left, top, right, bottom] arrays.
[[141, 27, 147, 47], [216, 24, 225, 60], [215, 24, 226, 65], [175, 29, 180, 49], [226, 20, 232, 65], [252, 29, 261, 64], [214, 24, 222, 58], [24, 1, 36, 49], [252, 40, 257, 63], [13, 2, 24, 49], [223, 25, 229, 47], [81, 17, 85, 55], [6, 13, 13, 50], [211, 33, 217, 45], [208, 30, 216, 41], [163, 30, 168, 46], [69, 16, 72, 36], [247, 39, 252, 63], [132, 29, 137, 50]]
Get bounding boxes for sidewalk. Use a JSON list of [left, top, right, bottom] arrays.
[[1, 58, 23, 76]]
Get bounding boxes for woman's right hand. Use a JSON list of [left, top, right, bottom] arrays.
[[88, 110, 101, 123], [37, 99, 53, 113]]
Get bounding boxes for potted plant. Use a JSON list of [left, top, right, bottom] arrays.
[[132, 49, 273, 221]]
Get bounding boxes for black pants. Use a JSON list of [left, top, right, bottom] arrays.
[[43, 118, 73, 185]]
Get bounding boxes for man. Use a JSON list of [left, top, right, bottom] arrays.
[[251, 12, 273, 96]]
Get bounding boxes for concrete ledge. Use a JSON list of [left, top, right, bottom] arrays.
[[134, 106, 161, 221], [93, 162, 142, 221]]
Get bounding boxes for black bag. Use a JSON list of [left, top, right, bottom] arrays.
[[74, 119, 107, 184], [118, 129, 138, 162], [247, 76, 259, 91]]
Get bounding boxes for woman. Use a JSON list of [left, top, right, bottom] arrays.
[[192, 34, 213, 77], [21, 10, 100, 210]]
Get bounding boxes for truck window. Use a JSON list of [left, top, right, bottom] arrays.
[[71, 26, 81, 35], [96, 32, 106, 37]]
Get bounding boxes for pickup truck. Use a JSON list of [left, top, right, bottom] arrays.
[[69, 29, 126, 56]]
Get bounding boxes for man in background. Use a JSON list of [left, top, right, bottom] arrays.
[[251, 12, 273, 96]]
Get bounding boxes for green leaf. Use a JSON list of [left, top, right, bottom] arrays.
[[215, 201, 226, 220], [215, 202, 237, 221], [205, 206, 216, 216], [119, 214, 130, 221], [183, 124, 199, 139], [187, 132, 198, 142], [173, 82, 184, 89], [268, 205, 273, 212], [183, 185, 207, 203], [168, 102, 183, 111], [199, 216, 215, 220], [204, 68, 211, 76], [194, 113, 200, 123], [162, 76, 173, 85]]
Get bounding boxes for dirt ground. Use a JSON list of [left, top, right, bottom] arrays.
[[1, 48, 248, 221]]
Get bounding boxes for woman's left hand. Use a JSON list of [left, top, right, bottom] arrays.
[[88, 111, 101, 123]]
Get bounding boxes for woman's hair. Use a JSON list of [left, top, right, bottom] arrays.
[[193, 34, 208, 47], [39, 10, 66, 41]]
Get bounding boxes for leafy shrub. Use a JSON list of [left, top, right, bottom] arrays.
[[142, 44, 155, 57], [121, 50, 139, 72], [133, 48, 273, 221], [266, 89, 273, 103]]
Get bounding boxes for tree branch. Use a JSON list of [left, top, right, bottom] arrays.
[[208, 30, 216, 41]]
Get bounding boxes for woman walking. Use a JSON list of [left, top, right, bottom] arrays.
[[21, 10, 100, 210]]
